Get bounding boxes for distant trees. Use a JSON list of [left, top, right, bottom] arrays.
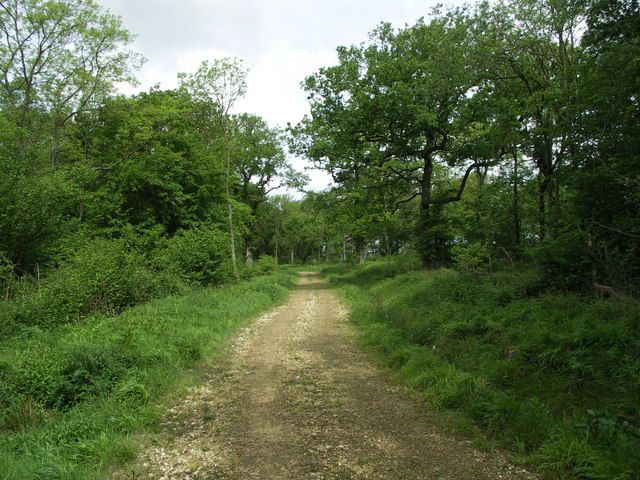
[[0, 1, 305, 285], [231, 113, 307, 263], [292, 0, 640, 292], [1, 0, 637, 294]]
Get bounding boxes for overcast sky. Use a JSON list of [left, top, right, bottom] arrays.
[[96, 0, 462, 192]]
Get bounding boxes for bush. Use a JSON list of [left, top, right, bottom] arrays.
[[390, 252, 422, 274], [13, 238, 160, 326], [162, 227, 232, 286], [0, 251, 14, 298], [451, 241, 493, 273], [253, 255, 277, 275], [532, 229, 593, 290]]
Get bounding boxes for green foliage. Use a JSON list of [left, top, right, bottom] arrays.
[[532, 229, 594, 291], [162, 226, 232, 286], [0, 251, 14, 297], [294, 0, 639, 294], [280, 198, 326, 264], [80, 90, 227, 233], [0, 171, 81, 273], [0, 271, 296, 478], [328, 261, 640, 479], [9, 238, 160, 327], [253, 255, 278, 275], [0, 0, 141, 138], [390, 253, 422, 275], [451, 241, 493, 273]]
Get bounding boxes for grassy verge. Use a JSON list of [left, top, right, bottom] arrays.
[[325, 260, 640, 480], [0, 270, 296, 479]]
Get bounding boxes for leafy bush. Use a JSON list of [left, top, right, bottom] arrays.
[[0, 251, 14, 297], [390, 252, 422, 274], [253, 255, 277, 275], [451, 241, 493, 273], [162, 226, 232, 286], [12, 238, 160, 326], [532, 229, 593, 290]]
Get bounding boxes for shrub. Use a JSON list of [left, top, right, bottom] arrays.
[[390, 252, 422, 275], [253, 255, 277, 275], [0, 251, 13, 296], [451, 241, 493, 273], [13, 238, 159, 326], [532, 228, 593, 290], [162, 227, 232, 286]]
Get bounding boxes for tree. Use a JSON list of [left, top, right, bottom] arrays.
[[281, 199, 325, 264], [0, 0, 142, 167], [179, 58, 248, 279], [76, 89, 226, 233], [295, 12, 492, 265], [572, 0, 640, 291], [472, 0, 588, 240]]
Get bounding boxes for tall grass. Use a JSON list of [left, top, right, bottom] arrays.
[[0, 271, 296, 479], [325, 260, 640, 479]]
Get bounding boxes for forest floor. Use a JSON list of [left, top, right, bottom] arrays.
[[114, 272, 537, 480]]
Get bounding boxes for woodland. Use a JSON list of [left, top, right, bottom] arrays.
[[0, 0, 638, 478]]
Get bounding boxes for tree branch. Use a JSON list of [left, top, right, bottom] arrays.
[[430, 161, 492, 205], [392, 190, 421, 213], [590, 221, 640, 239]]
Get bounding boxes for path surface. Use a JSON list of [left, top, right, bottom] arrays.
[[118, 272, 535, 479]]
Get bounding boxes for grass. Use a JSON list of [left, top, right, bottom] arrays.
[[324, 259, 640, 480], [0, 270, 296, 479]]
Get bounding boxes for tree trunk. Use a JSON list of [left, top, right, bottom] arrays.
[[383, 226, 390, 257], [227, 203, 238, 276], [534, 132, 555, 242], [354, 236, 365, 264], [290, 250, 294, 264], [274, 238, 279, 265], [512, 149, 521, 247], [359, 247, 368, 264], [223, 123, 239, 279], [245, 246, 253, 265], [342, 236, 346, 264], [418, 153, 434, 267], [538, 174, 546, 241]]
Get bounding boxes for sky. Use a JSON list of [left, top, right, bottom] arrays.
[[96, 0, 463, 193]]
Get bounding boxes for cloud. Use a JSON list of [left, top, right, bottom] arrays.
[[98, 0, 464, 192], [237, 42, 336, 127]]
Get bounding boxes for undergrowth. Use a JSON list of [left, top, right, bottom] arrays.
[[0, 270, 296, 479], [325, 259, 640, 480]]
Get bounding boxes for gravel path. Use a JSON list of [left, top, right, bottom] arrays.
[[115, 272, 536, 479]]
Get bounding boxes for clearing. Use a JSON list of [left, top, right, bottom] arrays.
[[116, 272, 536, 479]]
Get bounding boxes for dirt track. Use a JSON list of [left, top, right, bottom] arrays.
[[117, 272, 535, 479]]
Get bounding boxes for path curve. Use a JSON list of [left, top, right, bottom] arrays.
[[118, 272, 535, 479]]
